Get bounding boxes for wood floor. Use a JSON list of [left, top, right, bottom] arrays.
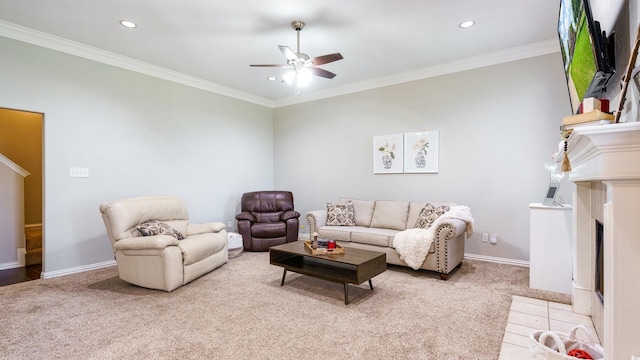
[[0, 264, 42, 287]]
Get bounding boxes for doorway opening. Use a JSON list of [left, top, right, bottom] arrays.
[[0, 107, 44, 284]]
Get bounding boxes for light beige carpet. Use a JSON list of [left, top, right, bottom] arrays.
[[0, 252, 568, 359]]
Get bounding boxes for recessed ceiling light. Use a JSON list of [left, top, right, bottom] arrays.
[[267, 76, 277, 81], [459, 20, 475, 29], [119, 20, 137, 28]]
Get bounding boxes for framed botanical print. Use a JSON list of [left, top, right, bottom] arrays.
[[403, 131, 439, 173], [373, 134, 403, 174]]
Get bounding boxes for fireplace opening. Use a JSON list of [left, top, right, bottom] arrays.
[[595, 220, 604, 304]]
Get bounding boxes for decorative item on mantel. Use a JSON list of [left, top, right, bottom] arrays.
[[561, 130, 572, 172], [561, 109, 613, 130], [614, 23, 640, 123]]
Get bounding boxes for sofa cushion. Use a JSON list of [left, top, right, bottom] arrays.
[[326, 201, 355, 226], [350, 227, 398, 247], [137, 220, 185, 240], [339, 198, 375, 227], [318, 226, 355, 242], [251, 222, 286, 237], [369, 201, 409, 231], [178, 233, 226, 266], [414, 203, 450, 229]]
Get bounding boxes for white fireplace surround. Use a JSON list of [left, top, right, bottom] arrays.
[[565, 121, 640, 359]]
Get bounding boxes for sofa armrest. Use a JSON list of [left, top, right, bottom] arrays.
[[432, 219, 469, 277], [306, 210, 327, 234], [235, 211, 255, 222], [113, 235, 179, 250], [435, 219, 469, 240], [282, 210, 300, 221], [187, 222, 225, 235]]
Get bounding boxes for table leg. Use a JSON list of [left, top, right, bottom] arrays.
[[344, 283, 349, 305], [369, 279, 373, 290], [280, 269, 287, 286]]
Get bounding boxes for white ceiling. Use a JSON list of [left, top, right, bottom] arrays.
[[0, 0, 561, 106]]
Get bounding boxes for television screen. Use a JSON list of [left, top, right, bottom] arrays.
[[558, 0, 614, 114]]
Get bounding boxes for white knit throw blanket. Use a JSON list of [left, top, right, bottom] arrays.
[[393, 205, 474, 270]]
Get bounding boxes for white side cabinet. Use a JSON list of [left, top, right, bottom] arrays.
[[529, 203, 573, 294]]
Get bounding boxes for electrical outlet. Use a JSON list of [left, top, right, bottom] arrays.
[[482, 233, 489, 243], [69, 167, 89, 178], [490, 234, 498, 245], [227, 221, 233, 229]]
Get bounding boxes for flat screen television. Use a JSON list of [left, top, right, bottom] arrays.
[[558, 0, 615, 114]]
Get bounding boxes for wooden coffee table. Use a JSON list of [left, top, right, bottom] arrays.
[[269, 241, 387, 304]]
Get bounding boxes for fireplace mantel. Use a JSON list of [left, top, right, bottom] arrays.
[[565, 121, 640, 359], [566, 121, 640, 181]]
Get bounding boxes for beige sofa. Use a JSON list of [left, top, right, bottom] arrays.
[[100, 196, 228, 291], [306, 198, 470, 279]]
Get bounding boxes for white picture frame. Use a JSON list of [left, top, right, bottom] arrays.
[[373, 134, 404, 174], [403, 131, 439, 173]]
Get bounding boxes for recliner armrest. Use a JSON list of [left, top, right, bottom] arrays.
[[113, 235, 179, 250], [187, 222, 226, 235], [282, 210, 300, 221], [235, 211, 256, 222]]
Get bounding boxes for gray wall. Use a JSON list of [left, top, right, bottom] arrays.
[[274, 53, 573, 262], [0, 36, 274, 274], [0, 33, 575, 272]]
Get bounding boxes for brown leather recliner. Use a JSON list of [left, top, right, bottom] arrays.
[[236, 191, 300, 251]]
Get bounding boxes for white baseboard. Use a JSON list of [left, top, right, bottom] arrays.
[[0, 261, 22, 270], [464, 253, 529, 267], [0, 249, 26, 270], [41, 260, 116, 279], [296, 233, 529, 268]]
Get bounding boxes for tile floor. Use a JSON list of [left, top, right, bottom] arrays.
[[498, 295, 600, 359]]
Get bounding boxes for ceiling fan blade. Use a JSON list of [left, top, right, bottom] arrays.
[[249, 64, 290, 68], [309, 67, 337, 79], [278, 45, 298, 61], [310, 53, 343, 66]]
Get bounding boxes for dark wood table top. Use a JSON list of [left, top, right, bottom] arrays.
[[269, 241, 385, 266]]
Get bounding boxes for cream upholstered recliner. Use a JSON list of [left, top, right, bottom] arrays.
[[99, 196, 228, 292]]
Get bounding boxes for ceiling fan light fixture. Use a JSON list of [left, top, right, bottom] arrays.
[[297, 68, 312, 87], [250, 20, 342, 93], [282, 71, 296, 85]]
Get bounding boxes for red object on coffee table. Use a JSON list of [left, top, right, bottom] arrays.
[[567, 349, 593, 359]]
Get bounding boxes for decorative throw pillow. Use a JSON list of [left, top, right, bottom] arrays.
[[414, 203, 450, 229], [326, 201, 355, 226], [137, 220, 185, 240]]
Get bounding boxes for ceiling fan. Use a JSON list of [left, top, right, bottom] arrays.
[[250, 20, 343, 88]]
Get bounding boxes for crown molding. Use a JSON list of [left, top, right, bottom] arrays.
[[0, 20, 559, 110], [0, 20, 274, 108], [274, 39, 560, 108]]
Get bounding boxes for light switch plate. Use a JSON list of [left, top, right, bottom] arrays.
[[69, 167, 89, 178]]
